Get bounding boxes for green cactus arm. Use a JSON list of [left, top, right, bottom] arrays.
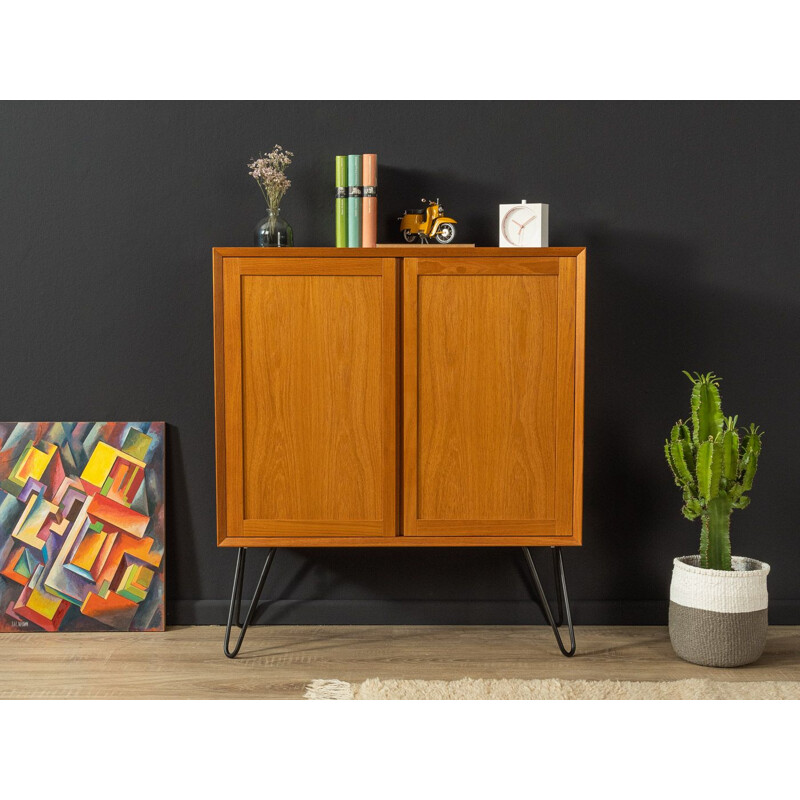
[[733, 495, 751, 510], [670, 440, 695, 487], [686, 371, 724, 445], [682, 488, 702, 519], [709, 439, 723, 498], [699, 514, 709, 569], [741, 427, 762, 491], [696, 439, 714, 500], [722, 427, 739, 481], [679, 433, 696, 474], [670, 423, 682, 443], [665, 441, 682, 487]]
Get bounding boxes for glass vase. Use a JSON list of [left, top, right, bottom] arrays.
[[254, 207, 293, 247]]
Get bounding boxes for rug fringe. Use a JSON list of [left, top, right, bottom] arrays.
[[304, 676, 800, 700], [304, 679, 355, 700]]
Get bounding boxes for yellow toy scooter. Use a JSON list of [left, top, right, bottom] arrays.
[[398, 198, 457, 243]]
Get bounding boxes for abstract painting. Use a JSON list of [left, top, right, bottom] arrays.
[[0, 422, 164, 632]]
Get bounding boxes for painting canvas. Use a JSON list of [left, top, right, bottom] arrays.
[[0, 422, 165, 632]]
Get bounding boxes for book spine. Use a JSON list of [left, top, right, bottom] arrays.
[[361, 153, 377, 247], [335, 156, 348, 247], [347, 154, 362, 247]]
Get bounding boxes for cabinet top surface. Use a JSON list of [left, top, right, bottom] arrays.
[[213, 246, 585, 258]]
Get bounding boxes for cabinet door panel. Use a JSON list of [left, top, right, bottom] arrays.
[[217, 257, 397, 540], [403, 257, 577, 538]]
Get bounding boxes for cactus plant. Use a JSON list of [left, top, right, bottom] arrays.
[[665, 372, 763, 570]]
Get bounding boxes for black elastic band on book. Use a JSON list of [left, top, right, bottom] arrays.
[[348, 186, 363, 197], [335, 187, 346, 199], [363, 185, 377, 198]]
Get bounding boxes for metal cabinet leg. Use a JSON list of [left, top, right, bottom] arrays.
[[521, 546, 576, 657], [223, 547, 277, 658], [222, 546, 575, 658]]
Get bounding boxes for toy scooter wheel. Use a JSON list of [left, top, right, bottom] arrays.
[[402, 229, 417, 243], [434, 223, 455, 244]]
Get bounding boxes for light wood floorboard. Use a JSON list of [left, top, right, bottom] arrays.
[[1, 626, 798, 699]]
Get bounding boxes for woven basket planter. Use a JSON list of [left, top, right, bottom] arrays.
[[669, 555, 770, 667]]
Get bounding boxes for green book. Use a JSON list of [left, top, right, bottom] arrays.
[[347, 154, 362, 247], [335, 156, 348, 248]]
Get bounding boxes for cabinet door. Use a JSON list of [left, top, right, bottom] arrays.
[[215, 257, 397, 542], [403, 256, 582, 540]]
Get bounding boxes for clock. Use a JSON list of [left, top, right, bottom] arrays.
[[499, 201, 549, 247]]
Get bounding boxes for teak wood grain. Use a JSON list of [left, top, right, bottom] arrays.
[[213, 248, 585, 547], [419, 273, 558, 520], [403, 257, 576, 538], [217, 256, 397, 539]]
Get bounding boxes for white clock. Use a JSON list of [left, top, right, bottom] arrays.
[[499, 201, 549, 247]]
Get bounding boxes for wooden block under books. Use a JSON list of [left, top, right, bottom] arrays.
[[375, 243, 476, 248]]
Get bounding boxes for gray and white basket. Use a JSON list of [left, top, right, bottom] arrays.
[[669, 555, 770, 667]]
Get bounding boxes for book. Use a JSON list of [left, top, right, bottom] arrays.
[[361, 154, 377, 248], [347, 154, 362, 247], [335, 156, 348, 247]]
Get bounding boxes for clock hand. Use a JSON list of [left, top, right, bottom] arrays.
[[520, 214, 538, 229]]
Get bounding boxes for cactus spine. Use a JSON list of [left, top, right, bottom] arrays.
[[664, 372, 763, 570]]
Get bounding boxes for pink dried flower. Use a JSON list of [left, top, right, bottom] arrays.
[[248, 144, 294, 212]]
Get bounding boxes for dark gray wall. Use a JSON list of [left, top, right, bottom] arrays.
[[1, 101, 798, 625]]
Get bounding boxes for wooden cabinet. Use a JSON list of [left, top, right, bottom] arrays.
[[214, 247, 585, 548]]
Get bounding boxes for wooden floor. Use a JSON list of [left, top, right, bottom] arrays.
[[2, 625, 799, 699]]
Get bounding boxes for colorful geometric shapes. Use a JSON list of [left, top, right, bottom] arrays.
[[121, 427, 153, 461], [18, 477, 46, 503], [11, 492, 58, 551], [91, 531, 118, 582], [1, 422, 164, 632], [67, 526, 107, 578], [14, 550, 34, 580], [8, 441, 57, 487], [80, 441, 145, 494], [87, 493, 150, 538], [25, 575, 65, 618], [0, 546, 34, 585], [42, 501, 94, 605], [40, 449, 66, 502], [101, 458, 145, 507], [13, 565, 71, 631], [80, 590, 138, 629], [129, 481, 149, 516], [0, 492, 25, 535], [117, 563, 155, 603], [92, 532, 162, 593]]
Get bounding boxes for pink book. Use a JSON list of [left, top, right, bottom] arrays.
[[362, 154, 377, 247]]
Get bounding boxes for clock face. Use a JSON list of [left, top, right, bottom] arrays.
[[501, 205, 539, 246]]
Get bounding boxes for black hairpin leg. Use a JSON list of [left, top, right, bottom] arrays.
[[223, 547, 277, 658], [521, 546, 576, 657]]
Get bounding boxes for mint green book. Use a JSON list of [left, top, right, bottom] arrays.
[[335, 156, 348, 247], [347, 154, 362, 247]]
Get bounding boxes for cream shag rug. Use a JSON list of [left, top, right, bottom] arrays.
[[304, 677, 800, 700]]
